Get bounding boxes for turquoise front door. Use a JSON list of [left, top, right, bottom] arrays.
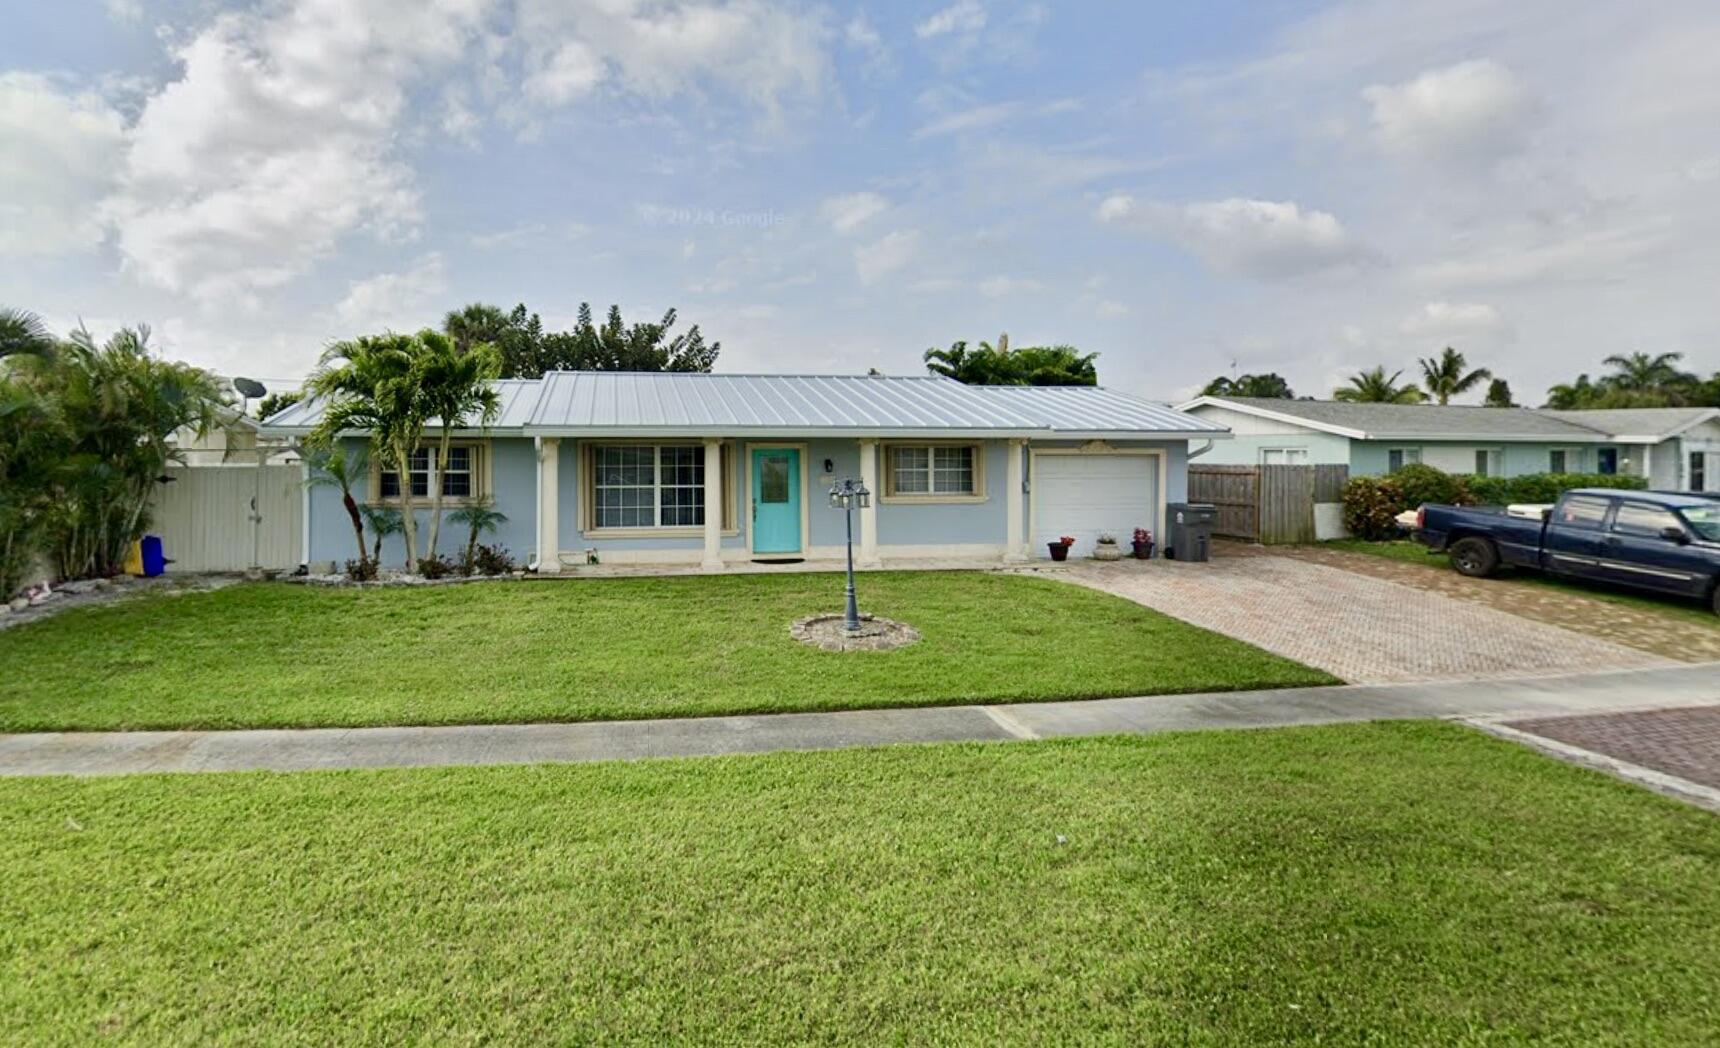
[[751, 447, 802, 554]]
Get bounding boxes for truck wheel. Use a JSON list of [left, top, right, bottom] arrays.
[[1449, 537, 1499, 578]]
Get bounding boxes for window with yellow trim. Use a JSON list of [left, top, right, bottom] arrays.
[[585, 443, 733, 531], [884, 444, 981, 498], [374, 443, 485, 504]]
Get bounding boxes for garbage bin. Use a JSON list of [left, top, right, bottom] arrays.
[[140, 535, 167, 577], [1166, 503, 1216, 562]]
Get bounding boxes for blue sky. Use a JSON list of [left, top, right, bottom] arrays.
[[4, 1, 1718, 404]]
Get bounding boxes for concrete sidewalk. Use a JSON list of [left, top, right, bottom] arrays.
[[3, 662, 1717, 778]]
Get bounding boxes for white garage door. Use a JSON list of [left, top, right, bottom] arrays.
[[1032, 453, 1159, 559]]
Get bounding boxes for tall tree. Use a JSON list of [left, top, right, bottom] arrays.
[[1483, 378, 1515, 408], [255, 389, 303, 420], [1601, 351, 1693, 394], [416, 332, 502, 559], [1333, 366, 1427, 404], [0, 308, 55, 360], [1417, 347, 1492, 405], [922, 335, 1098, 385], [305, 445, 370, 572], [446, 302, 721, 378], [1202, 373, 1294, 398], [309, 333, 434, 571]]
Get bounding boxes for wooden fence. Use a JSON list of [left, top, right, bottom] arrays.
[[1189, 464, 1349, 544]]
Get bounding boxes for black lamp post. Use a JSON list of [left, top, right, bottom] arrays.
[[827, 478, 872, 632]]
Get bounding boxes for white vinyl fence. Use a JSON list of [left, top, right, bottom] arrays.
[[147, 464, 303, 572]]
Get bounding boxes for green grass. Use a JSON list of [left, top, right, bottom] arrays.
[[1322, 539, 1720, 626], [4, 722, 1718, 1044], [0, 572, 1334, 732]]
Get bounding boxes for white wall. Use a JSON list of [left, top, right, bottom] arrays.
[[149, 464, 304, 571]]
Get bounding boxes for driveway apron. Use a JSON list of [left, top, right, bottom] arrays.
[[1053, 556, 1674, 684]]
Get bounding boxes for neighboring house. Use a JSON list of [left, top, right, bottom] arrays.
[[1177, 397, 1720, 490], [261, 371, 1226, 570]]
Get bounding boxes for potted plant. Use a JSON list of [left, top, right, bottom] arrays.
[[1131, 527, 1154, 559], [1093, 532, 1123, 561], [1047, 535, 1075, 562]]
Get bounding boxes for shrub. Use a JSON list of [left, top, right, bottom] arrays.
[[1341, 476, 1406, 541], [343, 558, 376, 582], [417, 553, 457, 580], [1391, 464, 1474, 510], [472, 543, 515, 576], [1464, 471, 1647, 505]]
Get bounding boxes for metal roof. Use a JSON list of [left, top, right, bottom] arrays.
[[1183, 397, 1615, 441], [969, 384, 1227, 435], [262, 371, 1223, 439], [526, 372, 1043, 433]]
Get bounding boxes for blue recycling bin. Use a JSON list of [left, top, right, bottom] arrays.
[[140, 535, 166, 577]]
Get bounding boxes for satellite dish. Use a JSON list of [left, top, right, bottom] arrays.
[[234, 377, 267, 399]]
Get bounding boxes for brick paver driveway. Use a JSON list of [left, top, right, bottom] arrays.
[[1056, 556, 1674, 684], [1261, 543, 1720, 664], [1503, 705, 1720, 791]]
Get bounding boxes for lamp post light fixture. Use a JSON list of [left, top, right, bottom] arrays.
[[827, 478, 872, 632]]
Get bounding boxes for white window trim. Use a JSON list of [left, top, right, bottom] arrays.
[[1473, 447, 1504, 477], [368, 440, 491, 507], [580, 441, 738, 538], [880, 441, 988, 504], [1259, 447, 1310, 465], [1548, 447, 1582, 473]]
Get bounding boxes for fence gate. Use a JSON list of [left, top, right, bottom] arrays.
[[1188, 465, 1260, 540], [147, 464, 304, 572], [1190, 464, 1346, 544]]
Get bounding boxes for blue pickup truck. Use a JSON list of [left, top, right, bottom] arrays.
[[1414, 489, 1720, 612]]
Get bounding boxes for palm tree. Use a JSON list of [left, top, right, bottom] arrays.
[[1601, 351, 1690, 393], [416, 331, 501, 559], [923, 340, 974, 382], [447, 497, 508, 573], [0, 308, 55, 361], [310, 333, 431, 570], [1417, 347, 1491, 405], [1333, 366, 1427, 404], [359, 504, 403, 569], [306, 445, 370, 571]]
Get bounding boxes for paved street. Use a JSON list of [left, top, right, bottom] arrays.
[[1504, 705, 1720, 790]]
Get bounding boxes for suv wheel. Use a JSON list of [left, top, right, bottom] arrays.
[[1449, 537, 1499, 578]]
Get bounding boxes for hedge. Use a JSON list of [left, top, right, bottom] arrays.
[[1340, 468, 1648, 540]]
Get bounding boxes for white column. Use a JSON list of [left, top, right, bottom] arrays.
[[1642, 442, 1655, 487], [1004, 438, 1027, 562], [858, 438, 881, 567], [702, 438, 724, 571], [537, 437, 562, 574]]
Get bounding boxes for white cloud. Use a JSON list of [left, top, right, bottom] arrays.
[[1363, 59, 1538, 163], [103, 0, 489, 305], [513, 0, 830, 121], [468, 223, 549, 249], [844, 13, 882, 52], [977, 275, 1040, 298], [524, 40, 604, 105], [105, 0, 143, 23], [1099, 195, 1370, 278], [912, 97, 1080, 139], [335, 253, 447, 330], [1094, 299, 1130, 318], [1399, 300, 1507, 339], [854, 229, 920, 284], [821, 191, 888, 234], [916, 1, 986, 40], [0, 73, 126, 256]]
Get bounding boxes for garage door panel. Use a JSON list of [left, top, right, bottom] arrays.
[[1032, 454, 1158, 559]]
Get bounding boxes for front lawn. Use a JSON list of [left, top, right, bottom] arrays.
[[1323, 538, 1720, 626], [4, 722, 1718, 1044], [0, 572, 1333, 731]]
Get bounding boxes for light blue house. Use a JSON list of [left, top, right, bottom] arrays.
[[1178, 396, 1720, 490], [262, 372, 1226, 570]]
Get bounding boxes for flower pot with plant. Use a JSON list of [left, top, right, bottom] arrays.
[[1047, 535, 1075, 562], [1093, 532, 1123, 561], [1131, 527, 1155, 559]]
